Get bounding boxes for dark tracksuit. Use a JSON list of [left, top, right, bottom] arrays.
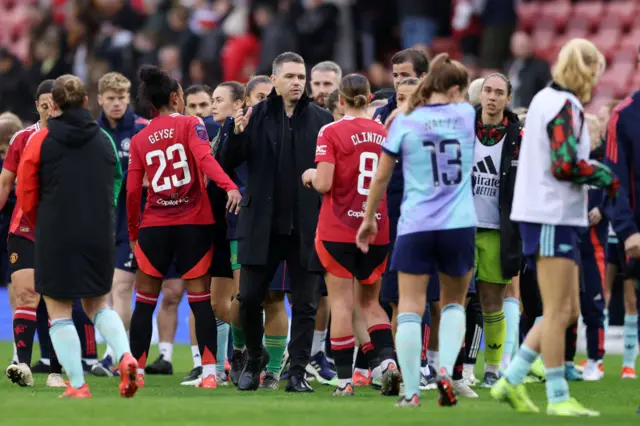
[[17, 107, 122, 299], [579, 185, 607, 362], [605, 91, 640, 341]]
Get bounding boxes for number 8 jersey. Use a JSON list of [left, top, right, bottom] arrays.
[[127, 113, 238, 242], [383, 103, 477, 236], [315, 116, 389, 245]]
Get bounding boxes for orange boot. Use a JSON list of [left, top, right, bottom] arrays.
[[199, 374, 218, 389], [119, 353, 140, 398], [621, 366, 637, 379], [60, 383, 91, 399]]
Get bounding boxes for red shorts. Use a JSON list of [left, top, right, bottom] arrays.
[[135, 225, 213, 280], [312, 236, 389, 284]]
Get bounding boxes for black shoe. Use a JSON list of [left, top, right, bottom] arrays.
[[237, 347, 269, 391], [285, 371, 314, 393], [182, 366, 202, 382], [229, 349, 246, 387], [145, 355, 173, 375], [30, 360, 50, 374]]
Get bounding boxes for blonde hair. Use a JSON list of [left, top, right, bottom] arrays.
[[0, 112, 23, 128], [585, 113, 601, 150], [552, 38, 605, 104], [98, 72, 132, 95], [467, 78, 484, 106], [0, 118, 22, 146]]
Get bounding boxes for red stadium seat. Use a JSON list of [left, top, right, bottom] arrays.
[[573, 1, 604, 30], [431, 37, 460, 59], [532, 27, 555, 61], [632, 73, 640, 93], [598, 68, 633, 99], [591, 28, 621, 61], [517, 1, 541, 32], [565, 18, 589, 38], [593, 86, 616, 101], [605, 0, 638, 31], [610, 48, 637, 68], [539, 1, 572, 31], [586, 96, 610, 115], [618, 30, 640, 55], [598, 15, 623, 32]]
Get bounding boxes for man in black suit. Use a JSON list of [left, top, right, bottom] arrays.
[[507, 31, 552, 109], [223, 52, 333, 392]]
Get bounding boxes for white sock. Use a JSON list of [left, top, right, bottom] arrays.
[[371, 365, 382, 379], [311, 330, 327, 356], [381, 358, 396, 372], [158, 342, 173, 363], [137, 368, 144, 375], [338, 377, 352, 388], [427, 350, 439, 370], [463, 363, 474, 371], [202, 363, 216, 377], [485, 363, 499, 375], [83, 358, 98, 366], [192, 345, 202, 368], [12, 343, 17, 363], [103, 345, 115, 361], [40, 358, 50, 366], [354, 367, 368, 376]]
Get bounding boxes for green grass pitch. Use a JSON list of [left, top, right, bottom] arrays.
[[0, 342, 638, 426]]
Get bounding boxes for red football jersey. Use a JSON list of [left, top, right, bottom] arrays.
[[3, 122, 41, 242], [315, 116, 389, 244], [127, 113, 237, 241]]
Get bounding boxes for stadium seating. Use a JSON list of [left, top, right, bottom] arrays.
[[517, 0, 640, 110], [0, 0, 38, 62]]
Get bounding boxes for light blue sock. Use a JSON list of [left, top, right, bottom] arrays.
[[438, 304, 466, 376], [216, 319, 230, 373], [505, 343, 538, 385], [396, 312, 422, 399], [623, 314, 638, 368], [503, 298, 521, 361], [49, 318, 84, 389], [545, 366, 570, 404], [535, 315, 543, 325], [93, 308, 130, 362]]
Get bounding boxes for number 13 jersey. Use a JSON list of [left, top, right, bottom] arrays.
[[314, 116, 389, 245], [127, 113, 237, 242], [383, 103, 477, 236]]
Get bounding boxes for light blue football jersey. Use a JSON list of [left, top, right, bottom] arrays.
[[383, 102, 477, 235]]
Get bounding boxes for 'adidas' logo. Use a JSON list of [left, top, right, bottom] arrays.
[[488, 343, 502, 350], [473, 156, 498, 175]]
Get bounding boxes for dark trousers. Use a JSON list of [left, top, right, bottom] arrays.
[[239, 234, 320, 376], [580, 228, 607, 361]]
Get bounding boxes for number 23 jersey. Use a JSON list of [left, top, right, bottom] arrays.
[[315, 116, 389, 245], [383, 103, 477, 236], [127, 113, 237, 241]]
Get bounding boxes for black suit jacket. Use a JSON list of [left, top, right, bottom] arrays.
[[221, 89, 333, 266], [510, 57, 552, 109]]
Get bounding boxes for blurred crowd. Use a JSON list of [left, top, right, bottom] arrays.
[[0, 0, 527, 123]]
